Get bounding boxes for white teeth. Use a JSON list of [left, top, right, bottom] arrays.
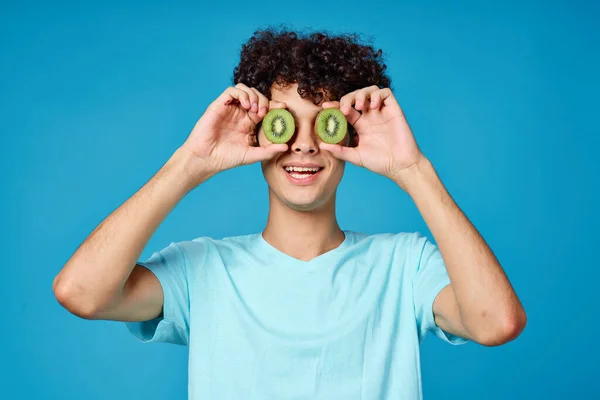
[[290, 173, 312, 179], [284, 166, 321, 172]]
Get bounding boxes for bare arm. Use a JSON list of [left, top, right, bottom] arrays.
[[53, 147, 209, 321], [399, 156, 527, 346], [315, 86, 526, 346], [53, 85, 287, 323]]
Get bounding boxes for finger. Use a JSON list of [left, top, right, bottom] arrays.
[[318, 142, 362, 166], [244, 143, 289, 164], [321, 101, 340, 109], [222, 87, 251, 110], [379, 88, 396, 106], [250, 87, 270, 117], [369, 90, 381, 110], [354, 89, 368, 111], [358, 86, 382, 111], [339, 92, 357, 115], [381, 88, 398, 106], [236, 83, 259, 113], [269, 100, 288, 110], [344, 107, 362, 127]]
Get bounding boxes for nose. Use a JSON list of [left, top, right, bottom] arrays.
[[290, 126, 319, 154]]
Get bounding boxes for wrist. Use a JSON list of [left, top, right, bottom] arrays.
[[390, 155, 438, 195], [164, 146, 216, 193]]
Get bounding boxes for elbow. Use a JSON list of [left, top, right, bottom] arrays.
[[473, 308, 527, 347], [53, 274, 103, 320]]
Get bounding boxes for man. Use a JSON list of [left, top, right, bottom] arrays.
[[53, 29, 526, 399]]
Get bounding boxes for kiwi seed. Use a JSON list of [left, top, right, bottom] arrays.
[[315, 108, 347, 144], [262, 109, 295, 144]]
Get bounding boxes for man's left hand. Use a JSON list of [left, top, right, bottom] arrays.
[[319, 86, 425, 186]]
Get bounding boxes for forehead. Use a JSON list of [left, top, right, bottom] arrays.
[[270, 83, 321, 117]]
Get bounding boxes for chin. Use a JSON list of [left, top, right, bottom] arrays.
[[267, 179, 336, 213], [262, 156, 343, 212], [281, 194, 329, 212]]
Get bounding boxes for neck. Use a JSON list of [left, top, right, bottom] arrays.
[[262, 190, 345, 262]]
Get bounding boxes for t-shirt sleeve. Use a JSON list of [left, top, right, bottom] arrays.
[[125, 242, 190, 346], [412, 233, 468, 345]]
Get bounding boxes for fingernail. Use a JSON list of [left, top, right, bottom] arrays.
[[252, 103, 258, 112]]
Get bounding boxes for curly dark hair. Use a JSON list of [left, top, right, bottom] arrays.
[[233, 27, 392, 106]]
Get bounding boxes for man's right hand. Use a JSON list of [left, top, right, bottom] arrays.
[[179, 83, 289, 181], [54, 83, 290, 323]]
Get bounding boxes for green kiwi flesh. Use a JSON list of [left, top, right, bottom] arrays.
[[315, 108, 347, 144], [263, 109, 295, 144]]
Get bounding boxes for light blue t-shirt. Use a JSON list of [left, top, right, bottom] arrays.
[[126, 230, 467, 399]]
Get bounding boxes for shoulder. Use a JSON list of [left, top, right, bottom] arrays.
[[345, 230, 433, 268], [170, 232, 261, 263], [347, 230, 425, 250]]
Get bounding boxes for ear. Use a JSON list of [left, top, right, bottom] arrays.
[[249, 132, 259, 147], [254, 122, 264, 147], [349, 130, 359, 148]]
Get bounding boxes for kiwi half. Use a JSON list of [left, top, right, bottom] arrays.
[[263, 109, 295, 144], [315, 108, 347, 144]]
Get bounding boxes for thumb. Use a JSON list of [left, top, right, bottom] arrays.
[[319, 143, 362, 166], [243, 143, 289, 164]]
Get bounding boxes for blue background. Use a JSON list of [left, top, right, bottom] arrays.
[[2, 0, 598, 398]]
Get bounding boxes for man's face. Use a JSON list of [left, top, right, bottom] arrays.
[[257, 83, 351, 212]]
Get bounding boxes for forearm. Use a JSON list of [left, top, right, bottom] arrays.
[[396, 157, 526, 341], [53, 146, 209, 313]]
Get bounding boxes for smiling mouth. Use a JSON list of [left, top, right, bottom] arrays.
[[283, 166, 324, 180]]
